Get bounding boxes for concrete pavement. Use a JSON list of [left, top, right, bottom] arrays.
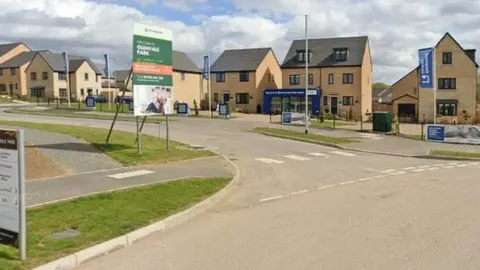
[[2, 112, 480, 269]]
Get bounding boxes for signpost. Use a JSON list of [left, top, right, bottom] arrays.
[[0, 129, 26, 260], [418, 47, 436, 123]]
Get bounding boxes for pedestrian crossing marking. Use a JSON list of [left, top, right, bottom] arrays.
[[255, 158, 284, 164], [308, 152, 329, 157], [329, 151, 356, 157], [284, 155, 311, 161]]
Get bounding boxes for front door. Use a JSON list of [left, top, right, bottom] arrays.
[[223, 93, 230, 104], [331, 96, 338, 115]]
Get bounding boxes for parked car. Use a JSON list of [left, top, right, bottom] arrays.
[[94, 95, 108, 103]]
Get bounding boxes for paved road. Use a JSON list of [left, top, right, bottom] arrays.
[[1, 112, 480, 269]]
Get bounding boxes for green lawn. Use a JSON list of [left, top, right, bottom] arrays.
[[253, 127, 358, 145], [428, 150, 480, 159], [0, 121, 215, 165], [55, 102, 130, 113], [0, 177, 230, 270]]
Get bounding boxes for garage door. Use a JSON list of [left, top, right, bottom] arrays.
[[398, 103, 415, 116]]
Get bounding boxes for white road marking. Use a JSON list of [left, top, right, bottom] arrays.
[[402, 167, 416, 170], [339, 180, 356, 185], [260, 195, 283, 202], [427, 167, 439, 171], [107, 170, 154, 179], [456, 164, 468, 167], [468, 162, 479, 166], [290, 190, 309, 196], [308, 152, 329, 158], [359, 177, 373, 182], [433, 164, 446, 167], [317, 184, 336, 190], [255, 158, 284, 164], [284, 155, 311, 161], [382, 169, 397, 173], [390, 171, 406, 175], [448, 162, 458, 165], [374, 175, 387, 179], [418, 165, 430, 168], [329, 151, 356, 157], [444, 166, 454, 169], [413, 169, 425, 172]]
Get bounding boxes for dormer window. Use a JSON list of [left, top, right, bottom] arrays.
[[296, 50, 312, 63], [333, 48, 348, 62]]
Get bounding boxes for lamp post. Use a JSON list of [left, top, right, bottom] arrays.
[[304, 14, 309, 135]]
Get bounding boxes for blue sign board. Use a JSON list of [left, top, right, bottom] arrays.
[[177, 103, 189, 115], [203, 55, 209, 80], [85, 96, 96, 108], [282, 112, 292, 124], [426, 124, 445, 141], [218, 103, 229, 118], [103, 53, 109, 77], [418, 48, 434, 88], [129, 100, 134, 112]]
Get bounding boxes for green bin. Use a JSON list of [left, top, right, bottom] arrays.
[[372, 111, 392, 132]]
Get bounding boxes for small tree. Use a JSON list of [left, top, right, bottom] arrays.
[[193, 99, 199, 115], [461, 110, 471, 124]]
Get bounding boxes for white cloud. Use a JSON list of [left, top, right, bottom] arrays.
[[0, 0, 479, 84]]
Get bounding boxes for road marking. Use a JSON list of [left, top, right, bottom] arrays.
[[468, 162, 479, 166], [359, 177, 373, 182], [443, 166, 454, 168], [255, 158, 284, 164], [374, 175, 387, 179], [433, 164, 446, 167], [456, 164, 468, 167], [329, 151, 356, 157], [413, 169, 425, 172], [107, 170, 154, 179], [339, 180, 355, 185], [382, 169, 397, 173], [390, 171, 406, 175], [308, 152, 329, 157], [284, 155, 311, 161], [418, 165, 430, 168], [402, 167, 416, 170], [448, 162, 458, 165], [260, 195, 283, 202], [317, 184, 335, 190], [427, 167, 439, 171], [290, 190, 309, 196]]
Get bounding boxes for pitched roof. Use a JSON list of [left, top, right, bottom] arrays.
[[37, 52, 103, 74], [113, 70, 131, 82], [173, 51, 200, 73], [281, 36, 368, 68], [372, 88, 390, 98], [210, 48, 271, 72], [0, 51, 39, 68], [0, 42, 23, 57], [435, 32, 479, 68]]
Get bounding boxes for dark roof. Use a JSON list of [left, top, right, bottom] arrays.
[[435, 32, 479, 68], [210, 48, 271, 72], [113, 70, 131, 82], [0, 43, 23, 57], [173, 51, 200, 73], [282, 36, 368, 68], [37, 52, 102, 74], [373, 88, 390, 97], [0, 51, 38, 68]]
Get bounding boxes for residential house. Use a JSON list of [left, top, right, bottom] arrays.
[[0, 42, 32, 94], [210, 48, 282, 113], [119, 51, 204, 108], [391, 32, 478, 124], [372, 88, 392, 112], [25, 52, 102, 101], [281, 36, 373, 121]]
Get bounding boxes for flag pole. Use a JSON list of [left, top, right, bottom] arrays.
[[304, 14, 309, 134], [432, 47, 437, 124]]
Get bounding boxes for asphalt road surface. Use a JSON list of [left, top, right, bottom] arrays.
[[1, 112, 480, 269]]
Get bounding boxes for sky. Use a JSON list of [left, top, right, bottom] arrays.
[[0, 0, 479, 84]]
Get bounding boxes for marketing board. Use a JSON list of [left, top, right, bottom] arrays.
[[132, 23, 174, 116], [0, 129, 26, 252], [426, 124, 480, 144]]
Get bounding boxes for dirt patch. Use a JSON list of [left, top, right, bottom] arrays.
[[26, 145, 71, 180]]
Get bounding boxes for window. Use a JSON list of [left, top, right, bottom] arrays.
[[84, 73, 89, 81], [342, 96, 354, 105], [10, 68, 16, 75], [308, 74, 314, 85], [180, 72, 185, 81], [0, 84, 5, 92], [323, 96, 328, 106], [216, 72, 225, 82], [0, 69, 3, 76], [438, 78, 456, 89], [59, 88, 67, 97], [289, 74, 300, 85], [30, 87, 45, 97], [296, 50, 312, 63], [42, 72, 48, 80], [442, 52, 452, 64], [343, 73, 354, 84], [213, 93, 219, 102], [239, 72, 249, 82], [328, 73, 334, 84], [58, 72, 67, 80], [30, 72, 37, 81], [437, 101, 457, 116], [236, 93, 249, 104], [334, 48, 348, 61], [80, 89, 85, 96], [87, 88, 93, 95]]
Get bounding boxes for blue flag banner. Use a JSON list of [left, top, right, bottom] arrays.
[[418, 48, 434, 88], [104, 53, 109, 77], [203, 55, 209, 80], [62, 51, 69, 75]]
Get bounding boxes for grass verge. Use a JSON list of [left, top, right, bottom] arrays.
[[0, 177, 230, 270], [0, 120, 215, 165], [253, 127, 358, 145], [428, 150, 480, 159]]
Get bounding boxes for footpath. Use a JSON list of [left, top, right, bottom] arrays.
[[27, 156, 234, 207]]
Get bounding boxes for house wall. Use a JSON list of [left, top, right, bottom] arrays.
[[172, 71, 202, 108], [419, 34, 477, 123], [0, 67, 20, 95], [0, 44, 30, 64], [255, 50, 283, 111], [360, 39, 373, 121], [389, 69, 420, 120], [70, 61, 101, 100], [211, 71, 257, 112], [25, 54, 55, 100]]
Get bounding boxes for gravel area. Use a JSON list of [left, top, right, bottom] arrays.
[[4, 126, 121, 174]]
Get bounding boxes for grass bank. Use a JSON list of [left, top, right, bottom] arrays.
[[253, 127, 358, 145], [0, 177, 230, 270], [0, 121, 215, 165], [428, 150, 480, 159]]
